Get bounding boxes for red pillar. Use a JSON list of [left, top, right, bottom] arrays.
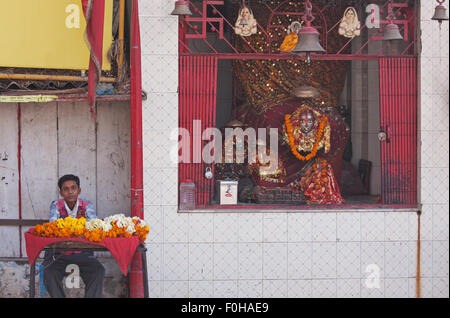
[[129, 0, 145, 298]]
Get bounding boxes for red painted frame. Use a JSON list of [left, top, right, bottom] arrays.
[[195, 203, 418, 210], [379, 57, 417, 205], [17, 103, 23, 258], [179, 56, 218, 207], [129, 0, 145, 298], [177, 1, 419, 209]]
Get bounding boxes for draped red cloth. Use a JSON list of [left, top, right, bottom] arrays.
[[299, 160, 346, 205], [24, 229, 140, 276], [81, 0, 105, 121]]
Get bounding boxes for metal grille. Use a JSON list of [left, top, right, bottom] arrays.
[[179, 0, 418, 59], [379, 57, 417, 204], [178, 56, 218, 207]]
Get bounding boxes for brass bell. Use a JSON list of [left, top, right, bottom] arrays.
[[432, 4, 449, 23], [291, 26, 325, 63], [382, 22, 403, 41], [292, 85, 320, 99], [171, 1, 192, 16], [292, 26, 325, 54]]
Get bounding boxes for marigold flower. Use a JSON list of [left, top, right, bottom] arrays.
[[285, 113, 327, 162], [32, 214, 149, 242]]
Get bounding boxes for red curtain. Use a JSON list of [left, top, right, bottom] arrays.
[[179, 56, 218, 207], [379, 57, 417, 205]]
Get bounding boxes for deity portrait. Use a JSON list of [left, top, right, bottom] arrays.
[[338, 7, 361, 38], [235, 6, 258, 37]]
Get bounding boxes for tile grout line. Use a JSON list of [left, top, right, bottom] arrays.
[[261, 214, 264, 297], [336, 213, 338, 297]]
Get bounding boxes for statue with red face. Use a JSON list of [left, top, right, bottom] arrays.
[[242, 100, 348, 205]]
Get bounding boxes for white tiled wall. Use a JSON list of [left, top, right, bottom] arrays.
[[419, 0, 450, 299], [140, 0, 449, 298]]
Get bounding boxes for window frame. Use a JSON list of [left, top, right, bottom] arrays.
[[175, 0, 420, 212]]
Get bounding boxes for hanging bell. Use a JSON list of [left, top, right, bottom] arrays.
[[382, 22, 403, 41], [432, 4, 449, 23], [291, 26, 326, 54], [171, 1, 192, 16]]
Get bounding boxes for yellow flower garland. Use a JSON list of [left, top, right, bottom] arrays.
[[32, 216, 149, 242]]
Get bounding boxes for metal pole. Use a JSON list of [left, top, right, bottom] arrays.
[[17, 102, 23, 258], [29, 262, 35, 298], [129, 0, 144, 298], [140, 244, 149, 298]]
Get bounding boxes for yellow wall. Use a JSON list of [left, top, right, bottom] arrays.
[[0, 0, 113, 70]]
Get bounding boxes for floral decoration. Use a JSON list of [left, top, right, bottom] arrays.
[[32, 214, 149, 242], [284, 113, 328, 161], [313, 159, 329, 191]]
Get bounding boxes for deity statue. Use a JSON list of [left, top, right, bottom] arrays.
[[227, 2, 350, 204], [234, 6, 258, 37], [240, 99, 349, 205], [282, 105, 345, 204], [282, 105, 331, 158], [338, 7, 361, 38]]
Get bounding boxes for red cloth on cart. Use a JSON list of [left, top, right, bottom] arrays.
[[24, 229, 140, 276]]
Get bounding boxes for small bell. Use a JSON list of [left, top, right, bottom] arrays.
[[171, 1, 192, 16], [432, 4, 449, 24], [382, 22, 403, 41]]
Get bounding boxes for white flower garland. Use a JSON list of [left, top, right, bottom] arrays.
[[85, 214, 145, 235]]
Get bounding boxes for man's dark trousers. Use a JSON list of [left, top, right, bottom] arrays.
[[42, 250, 105, 298]]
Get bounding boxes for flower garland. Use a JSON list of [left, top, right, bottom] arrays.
[[284, 113, 328, 161], [313, 159, 329, 191], [32, 214, 149, 242]]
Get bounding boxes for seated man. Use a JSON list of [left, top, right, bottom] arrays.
[[43, 174, 105, 298]]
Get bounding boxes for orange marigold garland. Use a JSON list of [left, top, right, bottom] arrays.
[[31, 215, 149, 242], [284, 113, 328, 161], [313, 159, 329, 191]]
